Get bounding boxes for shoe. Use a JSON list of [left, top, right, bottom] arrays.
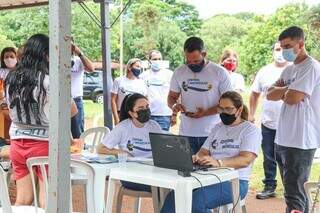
[[256, 185, 276, 199]]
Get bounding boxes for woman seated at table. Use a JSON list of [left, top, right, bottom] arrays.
[[161, 91, 261, 213], [97, 93, 162, 191]]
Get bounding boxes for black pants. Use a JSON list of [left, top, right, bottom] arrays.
[[275, 144, 316, 213]]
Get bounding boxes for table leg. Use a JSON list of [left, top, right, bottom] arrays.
[[105, 177, 116, 213], [93, 168, 107, 213], [231, 178, 241, 213], [174, 182, 193, 213]]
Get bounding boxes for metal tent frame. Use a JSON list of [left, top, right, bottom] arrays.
[[0, 1, 113, 212]]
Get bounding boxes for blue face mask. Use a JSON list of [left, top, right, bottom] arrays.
[[282, 48, 297, 62], [131, 68, 141, 77], [187, 60, 205, 73], [151, 61, 161, 72]]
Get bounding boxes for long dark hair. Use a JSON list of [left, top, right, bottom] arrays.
[[5, 34, 49, 125], [1, 47, 17, 68], [120, 93, 148, 122], [219, 91, 249, 121]]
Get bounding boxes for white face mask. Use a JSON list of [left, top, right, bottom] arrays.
[[273, 50, 286, 63], [4, 58, 17, 69]]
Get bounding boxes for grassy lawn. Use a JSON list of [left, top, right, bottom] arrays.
[[83, 93, 320, 196]]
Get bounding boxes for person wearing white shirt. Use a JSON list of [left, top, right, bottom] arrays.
[[140, 50, 173, 131], [161, 91, 261, 213], [267, 26, 320, 213], [168, 37, 232, 154], [97, 93, 162, 191], [249, 42, 289, 199], [70, 40, 95, 138], [111, 58, 148, 125], [220, 49, 246, 93], [0, 47, 17, 106]]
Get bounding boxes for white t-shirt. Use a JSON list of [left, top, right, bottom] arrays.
[[6, 74, 49, 141], [111, 76, 148, 111], [71, 56, 85, 98], [230, 72, 245, 92], [202, 121, 261, 180], [102, 119, 162, 158], [275, 56, 320, 149], [251, 63, 287, 129], [170, 61, 232, 137], [140, 69, 173, 116]]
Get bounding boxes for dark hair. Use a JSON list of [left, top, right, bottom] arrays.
[[278, 26, 305, 41], [184, 37, 205, 53], [219, 91, 249, 121], [1, 47, 17, 68], [147, 50, 162, 60], [5, 34, 49, 125], [119, 93, 148, 122]]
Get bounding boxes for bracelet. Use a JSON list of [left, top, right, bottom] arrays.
[[78, 52, 83, 58], [217, 159, 223, 167]]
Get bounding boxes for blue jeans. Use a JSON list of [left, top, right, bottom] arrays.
[[188, 137, 208, 154], [121, 181, 151, 192], [261, 124, 277, 188], [161, 180, 248, 213], [151, 116, 171, 131], [275, 144, 316, 213], [71, 97, 84, 138]]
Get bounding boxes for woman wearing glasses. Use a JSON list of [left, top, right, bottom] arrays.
[[161, 91, 261, 213]]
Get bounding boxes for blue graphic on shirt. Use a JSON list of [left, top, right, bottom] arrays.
[[211, 139, 218, 149], [120, 87, 136, 94], [182, 79, 212, 92], [220, 138, 240, 149], [146, 79, 164, 87], [126, 139, 152, 152]]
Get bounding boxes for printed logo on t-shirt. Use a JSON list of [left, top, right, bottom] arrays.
[[211, 138, 240, 150], [146, 79, 165, 87], [126, 138, 151, 152], [283, 78, 296, 86], [120, 87, 137, 95], [182, 79, 213, 92], [14, 128, 48, 138]]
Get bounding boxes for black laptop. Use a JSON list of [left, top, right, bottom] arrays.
[[149, 132, 210, 176]]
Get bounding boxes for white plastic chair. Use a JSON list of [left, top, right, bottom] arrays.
[[0, 166, 45, 213], [304, 181, 320, 213], [80, 127, 110, 153], [212, 199, 246, 213], [26, 156, 96, 213], [116, 185, 160, 213]]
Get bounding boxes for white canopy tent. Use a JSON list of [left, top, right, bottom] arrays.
[[0, 0, 113, 212]]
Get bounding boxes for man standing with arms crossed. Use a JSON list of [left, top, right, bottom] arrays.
[[267, 26, 320, 213]]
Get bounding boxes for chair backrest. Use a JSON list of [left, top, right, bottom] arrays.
[[304, 181, 320, 213], [80, 127, 110, 153], [0, 166, 12, 213], [26, 157, 96, 213]]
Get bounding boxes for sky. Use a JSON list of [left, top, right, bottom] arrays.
[[181, 0, 319, 19]]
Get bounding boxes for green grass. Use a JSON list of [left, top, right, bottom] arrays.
[[83, 93, 320, 197]]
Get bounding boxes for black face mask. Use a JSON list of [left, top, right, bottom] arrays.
[[136, 108, 151, 123], [187, 59, 205, 73], [220, 113, 237, 125]]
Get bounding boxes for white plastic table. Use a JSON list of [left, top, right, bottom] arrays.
[[106, 163, 241, 213]]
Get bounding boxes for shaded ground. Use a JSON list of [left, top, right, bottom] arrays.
[[9, 178, 286, 213]]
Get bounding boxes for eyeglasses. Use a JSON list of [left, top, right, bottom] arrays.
[[217, 106, 237, 114]]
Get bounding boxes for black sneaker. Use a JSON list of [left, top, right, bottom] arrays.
[[256, 186, 276, 199]]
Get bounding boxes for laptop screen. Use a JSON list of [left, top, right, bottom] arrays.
[[149, 132, 194, 172]]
